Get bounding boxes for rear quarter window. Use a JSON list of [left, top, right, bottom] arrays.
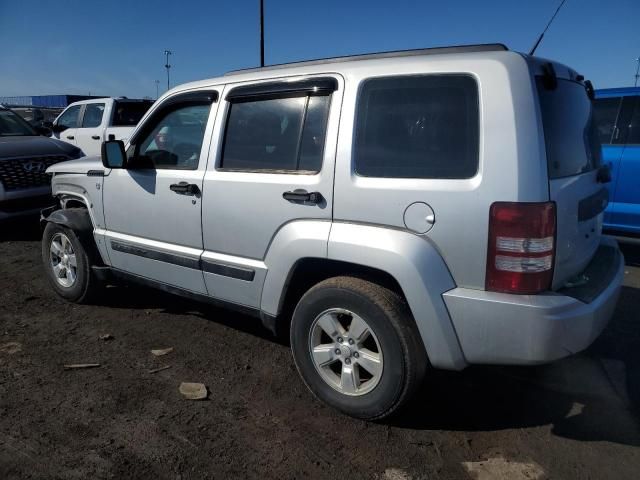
[[113, 101, 153, 127], [354, 75, 479, 179]]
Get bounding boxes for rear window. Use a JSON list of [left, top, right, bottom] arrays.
[[536, 78, 601, 179], [113, 101, 153, 127], [354, 75, 479, 179]]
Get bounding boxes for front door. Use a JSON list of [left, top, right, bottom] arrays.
[[102, 90, 219, 294], [53, 104, 81, 147], [200, 76, 342, 308], [75, 101, 106, 156]]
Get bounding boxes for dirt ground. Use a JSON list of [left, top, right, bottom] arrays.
[[1, 218, 639, 480]]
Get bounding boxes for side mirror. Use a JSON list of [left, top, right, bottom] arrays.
[[101, 140, 127, 169], [42, 121, 54, 129], [51, 123, 68, 133]]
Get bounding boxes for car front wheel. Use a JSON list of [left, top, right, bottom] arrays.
[[42, 222, 98, 303]]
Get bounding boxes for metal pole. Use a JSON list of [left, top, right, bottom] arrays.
[[164, 50, 172, 90], [634, 58, 640, 87], [259, 0, 264, 67], [155, 80, 160, 99]]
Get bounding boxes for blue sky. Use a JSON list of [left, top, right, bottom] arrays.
[[0, 0, 638, 98]]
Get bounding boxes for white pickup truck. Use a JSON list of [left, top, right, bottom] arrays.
[[49, 98, 153, 157]]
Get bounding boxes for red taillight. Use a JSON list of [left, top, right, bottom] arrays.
[[486, 202, 556, 294]]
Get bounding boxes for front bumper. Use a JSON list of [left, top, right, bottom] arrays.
[[443, 237, 624, 365]]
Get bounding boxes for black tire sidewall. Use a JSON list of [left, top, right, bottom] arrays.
[[42, 223, 91, 302], [291, 284, 408, 419]]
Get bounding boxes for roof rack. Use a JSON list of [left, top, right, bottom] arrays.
[[225, 43, 508, 76]]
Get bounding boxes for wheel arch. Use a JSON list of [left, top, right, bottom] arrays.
[[41, 206, 105, 266]]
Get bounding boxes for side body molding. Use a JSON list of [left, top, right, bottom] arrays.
[[327, 223, 467, 371]]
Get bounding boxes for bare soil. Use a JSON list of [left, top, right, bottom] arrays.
[[1, 217, 639, 479]]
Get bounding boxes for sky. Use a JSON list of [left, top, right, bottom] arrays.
[[0, 0, 638, 99]]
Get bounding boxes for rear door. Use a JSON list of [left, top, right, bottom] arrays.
[[536, 75, 608, 289], [200, 75, 342, 308], [611, 95, 640, 233], [75, 101, 106, 156]]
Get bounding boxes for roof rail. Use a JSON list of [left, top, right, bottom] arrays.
[[225, 43, 508, 76]]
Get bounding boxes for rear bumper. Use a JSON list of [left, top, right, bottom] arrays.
[[443, 237, 624, 365]]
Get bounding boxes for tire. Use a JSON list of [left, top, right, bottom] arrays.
[[41, 222, 99, 303], [290, 276, 428, 420]]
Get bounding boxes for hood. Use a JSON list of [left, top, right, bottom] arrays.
[[0, 135, 83, 159], [46, 156, 104, 174]]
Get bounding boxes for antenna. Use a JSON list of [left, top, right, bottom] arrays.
[[259, 0, 265, 67], [528, 0, 568, 56]]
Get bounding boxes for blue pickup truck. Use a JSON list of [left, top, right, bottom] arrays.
[[594, 87, 640, 235]]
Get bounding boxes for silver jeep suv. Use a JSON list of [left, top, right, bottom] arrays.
[[41, 44, 624, 420]]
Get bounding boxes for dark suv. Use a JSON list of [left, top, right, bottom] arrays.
[[0, 105, 83, 221]]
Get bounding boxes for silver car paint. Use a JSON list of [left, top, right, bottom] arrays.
[[46, 48, 623, 370]]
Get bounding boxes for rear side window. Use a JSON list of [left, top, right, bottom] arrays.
[[354, 75, 479, 179], [221, 94, 331, 173], [593, 97, 622, 144], [113, 101, 153, 127], [81, 103, 105, 128], [536, 78, 601, 178]]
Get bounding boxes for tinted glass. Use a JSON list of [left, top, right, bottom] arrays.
[[113, 101, 153, 126], [81, 103, 105, 128], [536, 78, 601, 178], [299, 96, 331, 172], [0, 109, 37, 136], [137, 104, 211, 170], [57, 105, 81, 128], [616, 96, 640, 145], [354, 75, 479, 179], [593, 97, 622, 144], [222, 96, 306, 171]]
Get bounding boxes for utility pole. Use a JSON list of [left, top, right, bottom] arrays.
[[155, 80, 160, 99], [259, 0, 264, 67], [164, 50, 172, 91], [635, 57, 640, 87]]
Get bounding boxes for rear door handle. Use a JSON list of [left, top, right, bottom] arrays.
[[170, 182, 200, 196], [282, 189, 323, 204], [66, 135, 74, 140], [91, 135, 101, 140]]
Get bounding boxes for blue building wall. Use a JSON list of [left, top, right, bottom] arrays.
[[0, 95, 105, 108]]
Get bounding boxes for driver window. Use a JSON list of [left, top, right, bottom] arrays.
[[136, 104, 211, 170]]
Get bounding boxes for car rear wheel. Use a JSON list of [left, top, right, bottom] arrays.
[[42, 222, 98, 303], [290, 276, 428, 420]]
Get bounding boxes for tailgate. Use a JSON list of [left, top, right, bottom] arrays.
[[535, 68, 608, 289]]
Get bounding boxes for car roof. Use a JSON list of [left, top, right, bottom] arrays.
[[172, 43, 511, 92]]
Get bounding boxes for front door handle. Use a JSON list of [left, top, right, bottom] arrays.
[[283, 189, 323, 204], [91, 135, 101, 140], [170, 182, 200, 196], [66, 135, 75, 140]]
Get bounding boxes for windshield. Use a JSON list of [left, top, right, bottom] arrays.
[[0, 109, 38, 136], [536, 78, 602, 179]]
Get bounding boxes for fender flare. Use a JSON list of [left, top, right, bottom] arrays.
[[327, 223, 467, 370], [41, 207, 104, 265]]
